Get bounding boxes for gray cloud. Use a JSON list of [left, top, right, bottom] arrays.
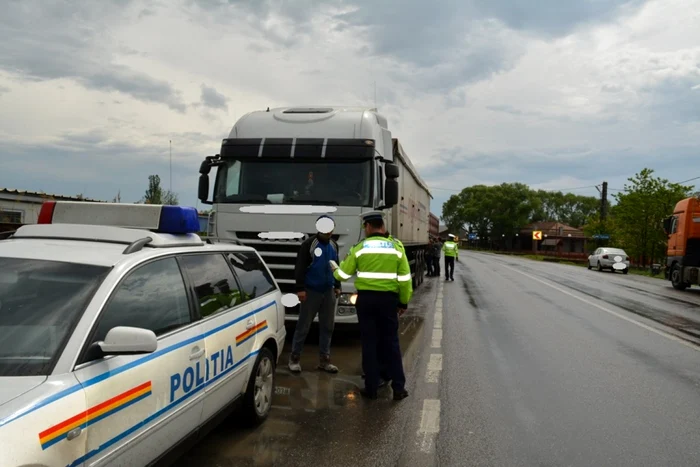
[[0, 1, 187, 112], [200, 84, 229, 110]]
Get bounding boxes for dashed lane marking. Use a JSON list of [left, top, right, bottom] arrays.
[[499, 262, 700, 353], [417, 399, 441, 453], [434, 311, 442, 328], [426, 354, 443, 383], [431, 329, 442, 348]]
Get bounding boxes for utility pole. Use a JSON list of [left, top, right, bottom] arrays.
[[601, 181, 608, 221], [169, 139, 172, 193]]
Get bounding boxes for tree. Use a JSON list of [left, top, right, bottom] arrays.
[[141, 175, 179, 205], [530, 190, 598, 227], [611, 168, 692, 266]]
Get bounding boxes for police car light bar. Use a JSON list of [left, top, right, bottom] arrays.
[[38, 201, 201, 234]]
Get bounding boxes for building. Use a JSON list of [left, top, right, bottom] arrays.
[[0, 189, 102, 232], [518, 221, 586, 254]]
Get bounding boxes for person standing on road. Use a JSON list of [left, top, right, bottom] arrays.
[[426, 237, 435, 277], [288, 215, 341, 374], [443, 234, 458, 281], [432, 237, 442, 278], [332, 211, 411, 401]]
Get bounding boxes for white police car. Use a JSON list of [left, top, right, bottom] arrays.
[[0, 201, 286, 466]]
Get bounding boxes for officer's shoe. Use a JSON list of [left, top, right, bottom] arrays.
[[393, 389, 409, 401], [288, 354, 302, 373], [318, 355, 339, 373]]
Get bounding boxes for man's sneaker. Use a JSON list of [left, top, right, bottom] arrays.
[[288, 354, 302, 373], [318, 354, 339, 373]]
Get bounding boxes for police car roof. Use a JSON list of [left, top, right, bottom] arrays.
[[1, 224, 255, 267], [0, 224, 254, 267], [0, 200, 256, 267]]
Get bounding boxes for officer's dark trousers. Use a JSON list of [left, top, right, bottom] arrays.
[[445, 256, 455, 279], [355, 291, 406, 395]]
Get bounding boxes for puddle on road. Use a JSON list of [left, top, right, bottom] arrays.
[[174, 313, 425, 466]]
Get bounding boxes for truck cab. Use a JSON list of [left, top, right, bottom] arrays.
[[663, 196, 700, 289], [197, 107, 403, 323]]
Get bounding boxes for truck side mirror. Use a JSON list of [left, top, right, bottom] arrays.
[[385, 163, 399, 179], [662, 216, 672, 235], [384, 179, 399, 206], [198, 174, 210, 203]]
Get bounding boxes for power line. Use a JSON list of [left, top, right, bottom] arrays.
[[675, 175, 700, 184]]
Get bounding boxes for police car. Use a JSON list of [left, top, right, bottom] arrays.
[[0, 201, 286, 466]]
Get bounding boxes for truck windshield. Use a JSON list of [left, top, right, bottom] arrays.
[[215, 157, 372, 207], [0, 257, 110, 376]]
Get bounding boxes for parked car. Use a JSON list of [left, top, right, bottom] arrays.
[[0, 201, 286, 467], [588, 247, 630, 273]]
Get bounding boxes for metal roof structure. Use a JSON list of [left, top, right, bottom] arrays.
[[0, 188, 103, 203]]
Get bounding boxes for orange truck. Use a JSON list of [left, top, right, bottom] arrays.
[[663, 196, 700, 290]]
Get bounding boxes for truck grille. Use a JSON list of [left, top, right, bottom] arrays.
[[234, 231, 344, 313]]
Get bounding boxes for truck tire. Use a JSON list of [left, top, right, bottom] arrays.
[[671, 263, 688, 290]]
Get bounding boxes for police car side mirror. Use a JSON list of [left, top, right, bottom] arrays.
[[99, 326, 158, 356]]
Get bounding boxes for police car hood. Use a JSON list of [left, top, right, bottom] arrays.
[[0, 376, 47, 407]]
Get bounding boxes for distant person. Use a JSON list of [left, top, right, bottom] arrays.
[[426, 238, 435, 277], [443, 234, 458, 281], [433, 237, 442, 278], [333, 211, 411, 400], [288, 215, 341, 374]]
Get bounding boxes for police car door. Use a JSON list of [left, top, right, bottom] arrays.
[[73, 257, 206, 466], [178, 252, 252, 423]]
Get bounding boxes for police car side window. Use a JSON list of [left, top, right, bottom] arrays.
[[93, 257, 191, 343], [179, 253, 243, 318], [226, 252, 276, 301]]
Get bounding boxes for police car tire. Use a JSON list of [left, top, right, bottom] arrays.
[[241, 347, 276, 427]]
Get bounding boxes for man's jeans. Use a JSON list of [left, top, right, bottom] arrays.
[[291, 288, 337, 357]]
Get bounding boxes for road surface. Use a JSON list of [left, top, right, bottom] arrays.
[[175, 251, 700, 467]]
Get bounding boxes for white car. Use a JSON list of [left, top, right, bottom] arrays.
[[588, 247, 630, 274], [0, 201, 286, 466]]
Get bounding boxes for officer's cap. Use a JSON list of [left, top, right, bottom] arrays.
[[360, 210, 385, 223]]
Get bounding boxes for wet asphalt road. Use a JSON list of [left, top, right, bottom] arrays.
[[176, 250, 700, 467]]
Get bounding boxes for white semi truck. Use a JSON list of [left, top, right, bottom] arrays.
[[197, 106, 433, 324]]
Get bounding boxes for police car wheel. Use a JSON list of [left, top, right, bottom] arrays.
[[241, 347, 276, 426]]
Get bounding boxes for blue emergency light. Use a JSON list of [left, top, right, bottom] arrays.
[[38, 201, 201, 235], [157, 206, 201, 234]]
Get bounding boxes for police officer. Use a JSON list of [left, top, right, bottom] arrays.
[[443, 234, 458, 281], [333, 211, 411, 400]]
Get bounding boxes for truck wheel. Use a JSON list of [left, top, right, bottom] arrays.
[[240, 347, 276, 427], [671, 263, 688, 290]]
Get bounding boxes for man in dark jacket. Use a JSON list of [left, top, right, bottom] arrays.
[[289, 215, 341, 373], [432, 238, 442, 277]]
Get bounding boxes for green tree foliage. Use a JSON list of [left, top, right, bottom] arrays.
[[531, 191, 599, 228], [442, 183, 598, 245], [611, 168, 691, 266], [142, 175, 179, 205]]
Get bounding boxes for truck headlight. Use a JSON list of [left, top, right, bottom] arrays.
[[339, 293, 357, 306]]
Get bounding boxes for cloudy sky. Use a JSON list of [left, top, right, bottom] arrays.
[[1, 0, 699, 216]]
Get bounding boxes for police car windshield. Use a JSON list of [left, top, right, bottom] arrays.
[[0, 257, 110, 377]]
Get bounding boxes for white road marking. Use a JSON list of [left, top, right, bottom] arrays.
[[434, 311, 442, 328], [431, 329, 442, 348], [499, 263, 700, 352], [426, 354, 443, 383], [417, 399, 441, 453]]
